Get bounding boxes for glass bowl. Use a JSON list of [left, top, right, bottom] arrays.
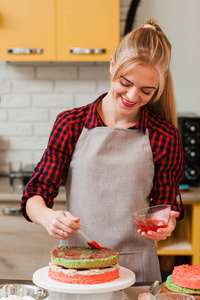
[[0, 284, 49, 299], [131, 204, 171, 232], [151, 293, 195, 300]]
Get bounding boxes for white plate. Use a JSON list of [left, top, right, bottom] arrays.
[[33, 266, 135, 294]]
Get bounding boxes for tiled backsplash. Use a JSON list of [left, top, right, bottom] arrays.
[[0, 0, 131, 174], [0, 63, 112, 174]]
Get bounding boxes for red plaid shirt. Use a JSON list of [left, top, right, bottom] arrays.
[[21, 93, 184, 221]]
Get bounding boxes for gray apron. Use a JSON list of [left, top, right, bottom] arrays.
[[61, 127, 161, 282]]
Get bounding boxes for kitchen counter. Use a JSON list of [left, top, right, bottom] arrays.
[[0, 176, 200, 203], [0, 177, 66, 202], [0, 279, 153, 286], [179, 186, 200, 203], [0, 279, 156, 300]]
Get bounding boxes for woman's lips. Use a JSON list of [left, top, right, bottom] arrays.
[[121, 96, 137, 108]]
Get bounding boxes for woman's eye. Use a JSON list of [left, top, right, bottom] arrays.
[[120, 81, 131, 87], [142, 90, 152, 95]]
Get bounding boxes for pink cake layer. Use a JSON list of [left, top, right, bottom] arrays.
[[48, 266, 119, 285], [171, 265, 200, 289]]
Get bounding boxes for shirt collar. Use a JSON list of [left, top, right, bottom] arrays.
[[133, 105, 148, 134], [85, 93, 107, 128], [85, 93, 148, 134]]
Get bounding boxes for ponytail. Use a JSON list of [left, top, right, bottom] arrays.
[[147, 71, 177, 127]]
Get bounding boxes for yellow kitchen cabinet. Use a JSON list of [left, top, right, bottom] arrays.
[[156, 188, 200, 266], [0, 0, 55, 61], [56, 0, 119, 61], [0, 0, 119, 62]]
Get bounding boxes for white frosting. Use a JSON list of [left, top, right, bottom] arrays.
[[49, 261, 120, 277]]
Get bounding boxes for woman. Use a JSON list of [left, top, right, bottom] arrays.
[[21, 19, 184, 282]]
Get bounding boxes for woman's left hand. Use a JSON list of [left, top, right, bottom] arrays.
[[137, 210, 180, 241]]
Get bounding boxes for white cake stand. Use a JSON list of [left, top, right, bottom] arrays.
[[33, 266, 135, 300]]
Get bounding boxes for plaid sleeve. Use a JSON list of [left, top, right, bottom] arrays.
[[21, 112, 82, 221], [150, 128, 185, 220]]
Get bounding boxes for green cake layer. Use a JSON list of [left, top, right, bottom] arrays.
[[166, 275, 200, 295], [51, 246, 119, 269]]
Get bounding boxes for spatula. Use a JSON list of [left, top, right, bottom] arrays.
[[78, 229, 108, 249], [149, 280, 160, 294]]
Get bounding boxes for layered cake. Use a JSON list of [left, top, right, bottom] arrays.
[[48, 246, 120, 284], [161, 264, 200, 299]]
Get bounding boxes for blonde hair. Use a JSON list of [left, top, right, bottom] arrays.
[[111, 18, 177, 127]]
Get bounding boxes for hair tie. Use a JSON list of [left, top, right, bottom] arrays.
[[143, 24, 156, 31]]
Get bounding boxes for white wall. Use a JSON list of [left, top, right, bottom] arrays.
[[0, 0, 199, 174], [135, 0, 200, 114]]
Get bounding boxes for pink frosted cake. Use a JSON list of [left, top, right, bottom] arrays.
[[161, 264, 200, 300], [171, 264, 200, 289], [48, 246, 120, 285]]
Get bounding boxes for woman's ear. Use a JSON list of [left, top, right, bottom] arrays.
[[109, 55, 115, 74]]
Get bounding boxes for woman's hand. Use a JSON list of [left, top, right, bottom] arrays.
[[42, 209, 81, 240], [26, 195, 81, 240], [137, 210, 180, 241]]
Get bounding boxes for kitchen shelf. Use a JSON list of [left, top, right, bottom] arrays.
[[157, 241, 192, 252], [156, 191, 200, 265]]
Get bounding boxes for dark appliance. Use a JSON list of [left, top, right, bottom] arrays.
[[178, 115, 200, 186]]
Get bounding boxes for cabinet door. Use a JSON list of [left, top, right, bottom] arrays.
[[56, 0, 119, 61], [0, 0, 55, 61], [0, 201, 65, 279]]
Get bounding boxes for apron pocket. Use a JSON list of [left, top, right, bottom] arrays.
[[118, 251, 144, 282]]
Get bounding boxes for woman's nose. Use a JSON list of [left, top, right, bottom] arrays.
[[126, 87, 139, 101]]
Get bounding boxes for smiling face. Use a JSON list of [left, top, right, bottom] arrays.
[[108, 62, 160, 123]]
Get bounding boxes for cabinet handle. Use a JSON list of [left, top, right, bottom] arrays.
[[7, 48, 43, 54], [2, 208, 21, 216], [70, 47, 106, 54]]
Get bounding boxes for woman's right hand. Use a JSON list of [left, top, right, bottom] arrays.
[[25, 195, 81, 240], [42, 209, 81, 240]]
